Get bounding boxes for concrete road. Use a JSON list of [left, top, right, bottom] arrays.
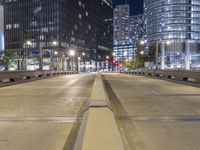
[[0, 74, 95, 150], [103, 73, 200, 150]]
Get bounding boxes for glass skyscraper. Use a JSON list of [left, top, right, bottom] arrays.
[[146, 0, 200, 70], [113, 5, 145, 62], [129, 14, 145, 53], [113, 5, 131, 61], [2, 0, 113, 71]]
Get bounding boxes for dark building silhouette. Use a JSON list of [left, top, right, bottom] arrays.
[[2, 0, 113, 71]]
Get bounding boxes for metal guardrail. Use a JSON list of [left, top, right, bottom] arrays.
[[0, 70, 77, 83], [121, 69, 200, 84]]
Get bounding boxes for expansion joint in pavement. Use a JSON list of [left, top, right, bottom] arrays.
[[83, 100, 113, 113]]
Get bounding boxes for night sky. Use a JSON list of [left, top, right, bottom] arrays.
[[112, 0, 144, 15]]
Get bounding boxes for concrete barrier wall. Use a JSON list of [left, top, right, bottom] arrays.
[[155, 70, 200, 82], [121, 70, 200, 84], [0, 70, 77, 83], [74, 74, 125, 150]]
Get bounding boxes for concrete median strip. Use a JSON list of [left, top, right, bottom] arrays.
[[73, 74, 125, 150]]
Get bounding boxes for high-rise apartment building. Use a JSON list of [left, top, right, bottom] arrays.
[[114, 5, 130, 46], [146, 0, 200, 70], [113, 5, 131, 61], [113, 4, 145, 61], [2, 0, 113, 71], [129, 14, 145, 53]]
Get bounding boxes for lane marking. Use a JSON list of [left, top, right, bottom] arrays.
[[118, 115, 200, 122], [0, 116, 82, 123]]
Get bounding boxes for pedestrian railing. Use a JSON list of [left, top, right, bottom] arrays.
[[121, 69, 200, 84], [0, 70, 77, 84]]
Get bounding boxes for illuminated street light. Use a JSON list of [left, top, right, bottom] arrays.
[[54, 51, 58, 55], [69, 49, 75, 57], [140, 40, 145, 45], [26, 40, 32, 45], [82, 52, 86, 56], [106, 56, 110, 59], [140, 51, 144, 55], [166, 40, 171, 45], [78, 57, 81, 60], [52, 41, 58, 46]]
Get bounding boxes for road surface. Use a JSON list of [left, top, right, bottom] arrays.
[[0, 74, 95, 150], [103, 73, 200, 150]]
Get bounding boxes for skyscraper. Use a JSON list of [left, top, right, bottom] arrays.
[[129, 14, 145, 53], [114, 5, 130, 46], [113, 5, 131, 61], [113, 4, 145, 62], [2, 0, 113, 71], [146, 0, 200, 70]]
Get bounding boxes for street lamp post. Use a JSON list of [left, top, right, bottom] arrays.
[[24, 40, 33, 70], [105, 55, 110, 71], [69, 49, 76, 71], [51, 41, 58, 70], [82, 52, 86, 72], [78, 56, 81, 72]]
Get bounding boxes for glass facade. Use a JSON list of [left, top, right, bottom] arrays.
[[146, 0, 200, 70], [129, 14, 145, 54], [113, 5, 145, 61], [113, 5, 131, 61], [2, 0, 113, 71], [114, 44, 134, 61]]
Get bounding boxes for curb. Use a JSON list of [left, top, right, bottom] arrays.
[[73, 74, 125, 150]]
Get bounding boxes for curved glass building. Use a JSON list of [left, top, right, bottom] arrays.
[[146, 0, 200, 69]]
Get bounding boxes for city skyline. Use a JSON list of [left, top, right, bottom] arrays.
[[112, 0, 144, 15]]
